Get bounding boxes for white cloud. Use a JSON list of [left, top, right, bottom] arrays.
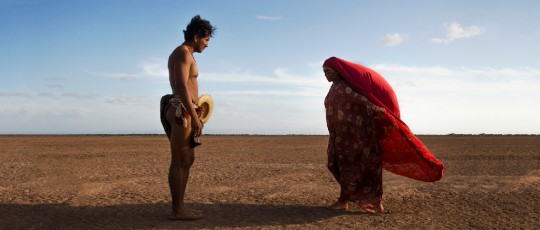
[[379, 33, 408, 46], [201, 68, 328, 89], [0, 91, 95, 98], [256, 15, 283, 21], [430, 22, 485, 44], [0, 106, 29, 118], [201, 64, 539, 134], [307, 60, 325, 69], [0, 92, 32, 97], [103, 94, 154, 108], [139, 58, 168, 77], [0, 91, 161, 134], [44, 84, 64, 88], [215, 89, 321, 97], [371, 64, 540, 94], [43, 77, 67, 81], [35, 109, 84, 118], [198, 68, 330, 105], [95, 58, 167, 81], [368, 64, 540, 134], [97, 72, 139, 81], [4, 61, 540, 134], [372, 64, 540, 79]]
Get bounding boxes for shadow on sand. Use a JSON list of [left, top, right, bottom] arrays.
[[1, 202, 348, 229]]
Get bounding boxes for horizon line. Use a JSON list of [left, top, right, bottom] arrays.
[[1, 133, 539, 136]]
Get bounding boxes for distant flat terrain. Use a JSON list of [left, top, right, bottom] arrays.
[[1, 135, 538, 229]]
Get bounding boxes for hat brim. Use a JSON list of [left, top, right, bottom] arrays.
[[197, 94, 214, 124]]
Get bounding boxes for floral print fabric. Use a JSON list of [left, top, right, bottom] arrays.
[[325, 81, 384, 211], [323, 57, 444, 183]]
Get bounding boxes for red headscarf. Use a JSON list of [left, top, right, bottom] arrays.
[[323, 57, 400, 118], [323, 57, 445, 182]]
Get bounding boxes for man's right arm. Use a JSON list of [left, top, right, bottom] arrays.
[[171, 51, 202, 136]]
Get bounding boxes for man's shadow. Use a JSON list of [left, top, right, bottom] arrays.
[[1, 202, 349, 229]]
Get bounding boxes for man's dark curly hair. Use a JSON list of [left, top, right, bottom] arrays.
[[183, 15, 215, 41]]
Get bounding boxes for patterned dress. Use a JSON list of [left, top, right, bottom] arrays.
[[325, 80, 385, 212], [323, 57, 444, 184]]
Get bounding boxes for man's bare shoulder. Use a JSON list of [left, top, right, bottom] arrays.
[[170, 45, 193, 64]]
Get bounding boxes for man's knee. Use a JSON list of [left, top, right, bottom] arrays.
[[170, 149, 195, 169]]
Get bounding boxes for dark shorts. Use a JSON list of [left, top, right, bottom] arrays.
[[160, 94, 202, 141], [160, 94, 175, 140]]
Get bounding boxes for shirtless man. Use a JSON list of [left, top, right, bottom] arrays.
[[160, 15, 215, 220]]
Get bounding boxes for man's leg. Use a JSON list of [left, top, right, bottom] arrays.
[[166, 106, 202, 220]]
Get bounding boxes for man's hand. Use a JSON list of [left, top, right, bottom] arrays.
[[191, 117, 203, 137]]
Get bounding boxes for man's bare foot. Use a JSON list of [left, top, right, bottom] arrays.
[[170, 208, 203, 221], [328, 201, 348, 210]]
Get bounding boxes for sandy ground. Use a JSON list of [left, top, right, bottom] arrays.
[[0, 135, 539, 229]]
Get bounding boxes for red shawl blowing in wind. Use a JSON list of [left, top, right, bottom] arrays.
[[323, 57, 444, 182]]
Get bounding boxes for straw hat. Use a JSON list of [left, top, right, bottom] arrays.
[[197, 94, 214, 124]]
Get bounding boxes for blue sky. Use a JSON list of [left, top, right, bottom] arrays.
[[1, 0, 539, 134]]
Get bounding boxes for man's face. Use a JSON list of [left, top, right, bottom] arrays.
[[194, 35, 211, 53]]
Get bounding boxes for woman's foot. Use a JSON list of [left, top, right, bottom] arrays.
[[375, 204, 384, 213], [328, 201, 349, 210], [365, 204, 384, 214]]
